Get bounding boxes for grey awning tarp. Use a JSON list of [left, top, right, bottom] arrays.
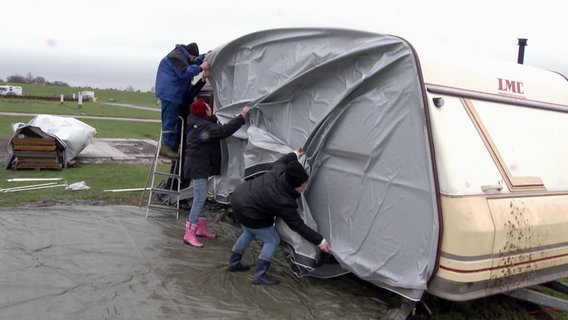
[[205, 28, 439, 301]]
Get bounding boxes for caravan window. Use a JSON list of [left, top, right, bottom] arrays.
[[464, 99, 568, 191]]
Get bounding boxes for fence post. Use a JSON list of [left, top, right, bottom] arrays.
[[78, 91, 83, 108]]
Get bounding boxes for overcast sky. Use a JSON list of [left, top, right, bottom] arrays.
[[1, 0, 565, 91]]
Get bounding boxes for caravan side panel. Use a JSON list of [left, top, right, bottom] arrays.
[[422, 52, 568, 301]]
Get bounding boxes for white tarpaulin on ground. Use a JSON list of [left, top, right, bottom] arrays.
[[204, 28, 439, 301], [7, 114, 96, 167], [27, 115, 97, 163]]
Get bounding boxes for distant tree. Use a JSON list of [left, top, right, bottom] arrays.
[[32, 76, 47, 85], [126, 85, 135, 92], [7, 75, 26, 83], [5, 73, 70, 86], [49, 81, 70, 87]]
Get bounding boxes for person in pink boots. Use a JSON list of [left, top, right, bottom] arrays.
[[183, 99, 250, 247]]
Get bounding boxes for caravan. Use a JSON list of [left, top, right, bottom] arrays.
[[0, 85, 23, 96], [416, 46, 568, 302], [199, 28, 568, 305]]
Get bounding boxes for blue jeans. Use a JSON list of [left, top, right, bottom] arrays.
[[233, 224, 280, 262], [187, 178, 208, 224], [161, 99, 179, 148]]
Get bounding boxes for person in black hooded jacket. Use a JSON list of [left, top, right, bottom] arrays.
[[227, 148, 331, 285], [182, 100, 250, 248]]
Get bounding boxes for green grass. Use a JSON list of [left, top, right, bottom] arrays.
[[0, 108, 170, 207], [0, 163, 155, 207], [0, 98, 160, 118], [0, 115, 32, 137], [1, 82, 158, 106], [94, 89, 158, 107], [0, 84, 164, 207], [73, 118, 160, 140]]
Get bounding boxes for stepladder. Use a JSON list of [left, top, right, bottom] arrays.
[[141, 116, 187, 219]]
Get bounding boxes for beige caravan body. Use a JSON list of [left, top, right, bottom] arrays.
[[421, 50, 568, 301]]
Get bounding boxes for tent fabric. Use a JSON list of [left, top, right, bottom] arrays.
[[205, 28, 439, 301]]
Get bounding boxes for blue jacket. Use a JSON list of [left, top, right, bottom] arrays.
[[155, 44, 205, 104]]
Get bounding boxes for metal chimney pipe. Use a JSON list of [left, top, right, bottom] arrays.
[[517, 38, 528, 64]]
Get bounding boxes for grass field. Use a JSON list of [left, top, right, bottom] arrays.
[[0, 163, 154, 207], [0, 82, 157, 106], [0, 97, 160, 119], [0, 84, 163, 207]]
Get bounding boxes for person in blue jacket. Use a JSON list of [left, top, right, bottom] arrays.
[[155, 42, 210, 158], [183, 99, 250, 248]]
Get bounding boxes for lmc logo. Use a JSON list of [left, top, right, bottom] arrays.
[[498, 78, 524, 94]]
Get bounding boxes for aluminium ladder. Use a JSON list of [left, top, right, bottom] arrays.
[[141, 116, 184, 218]]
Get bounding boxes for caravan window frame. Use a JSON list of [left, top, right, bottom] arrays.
[[460, 98, 545, 191], [427, 84, 568, 192]]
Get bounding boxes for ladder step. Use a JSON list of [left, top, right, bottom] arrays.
[[154, 171, 181, 179], [151, 187, 180, 195], [147, 203, 179, 211]]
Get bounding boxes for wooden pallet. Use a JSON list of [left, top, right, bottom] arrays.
[[11, 160, 63, 171], [12, 137, 57, 147], [10, 136, 64, 170]]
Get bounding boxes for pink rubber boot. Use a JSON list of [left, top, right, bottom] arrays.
[[183, 221, 203, 247], [196, 217, 217, 238]]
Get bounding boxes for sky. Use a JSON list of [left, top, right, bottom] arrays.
[[1, 0, 566, 92]]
